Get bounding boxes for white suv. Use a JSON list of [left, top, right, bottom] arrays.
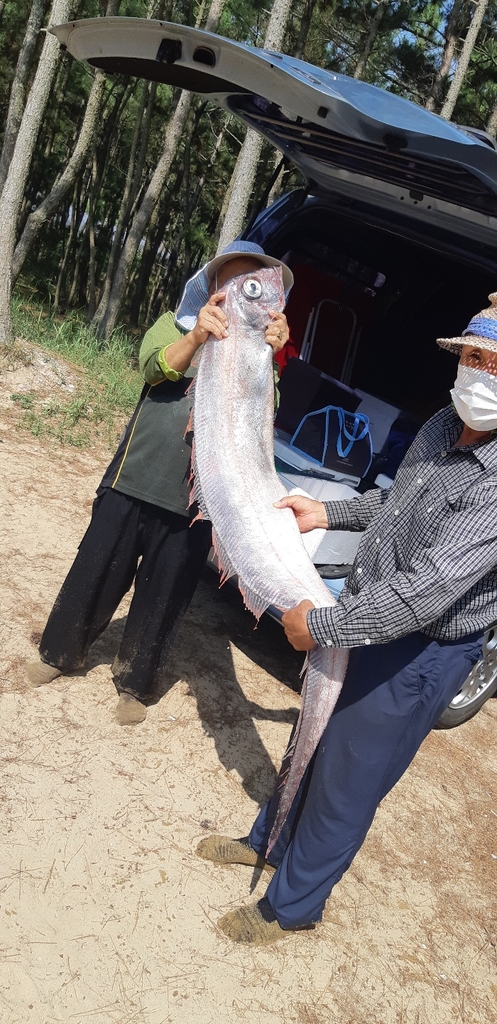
[[51, 16, 497, 726]]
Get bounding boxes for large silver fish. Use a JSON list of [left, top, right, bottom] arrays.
[[190, 265, 349, 854]]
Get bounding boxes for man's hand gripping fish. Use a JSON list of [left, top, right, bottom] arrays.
[[190, 265, 349, 854]]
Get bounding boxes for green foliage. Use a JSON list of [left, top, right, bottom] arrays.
[[11, 390, 34, 409], [0, 1, 44, 118], [448, 7, 497, 127], [2, 0, 497, 350], [9, 297, 142, 446]]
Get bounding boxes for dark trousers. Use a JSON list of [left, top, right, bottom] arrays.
[[249, 629, 482, 929], [40, 488, 212, 701]]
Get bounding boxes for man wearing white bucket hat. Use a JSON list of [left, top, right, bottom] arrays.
[[24, 242, 291, 724], [198, 293, 497, 945]]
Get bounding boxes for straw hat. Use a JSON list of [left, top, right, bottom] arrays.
[[437, 292, 497, 354], [175, 241, 293, 331]]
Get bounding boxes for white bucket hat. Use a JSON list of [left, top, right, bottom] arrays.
[[175, 241, 293, 331], [437, 292, 497, 354]]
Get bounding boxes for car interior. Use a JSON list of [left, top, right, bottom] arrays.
[[255, 197, 497, 493]]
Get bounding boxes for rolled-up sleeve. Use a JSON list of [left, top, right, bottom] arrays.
[[309, 489, 497, 648], [139, 311, 185, 384]]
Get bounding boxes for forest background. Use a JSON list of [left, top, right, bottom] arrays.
[[1, 0, 497, 439]]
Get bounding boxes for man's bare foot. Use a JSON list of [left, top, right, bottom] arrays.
[[25, 660, 62, 688], [218, 899, 288, 945], [196, 835, 274, 872], [115, 693, 147, 725]]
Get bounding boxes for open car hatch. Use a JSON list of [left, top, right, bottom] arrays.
[[50, 17, 497, 244]]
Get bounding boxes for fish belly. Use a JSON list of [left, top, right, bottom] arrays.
[[191, 283, 349, 854]]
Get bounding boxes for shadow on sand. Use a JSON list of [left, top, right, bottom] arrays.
[[85, 569, 301, 806]]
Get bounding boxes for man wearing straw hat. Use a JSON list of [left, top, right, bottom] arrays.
[[198, 293, 497, 945], [24, 242, 291, 724]]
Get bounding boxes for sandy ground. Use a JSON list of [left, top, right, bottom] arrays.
[[0, 349, 496, 1024]]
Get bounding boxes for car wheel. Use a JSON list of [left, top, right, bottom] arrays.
[[435, 624, 497, 729]]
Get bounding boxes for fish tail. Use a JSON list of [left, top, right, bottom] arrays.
[[265, 646, 347, 857]]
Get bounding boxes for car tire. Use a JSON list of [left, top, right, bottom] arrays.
[[435, 624, 497, 729]]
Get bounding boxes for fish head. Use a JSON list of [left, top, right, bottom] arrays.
[[222, 266, 285, 333]]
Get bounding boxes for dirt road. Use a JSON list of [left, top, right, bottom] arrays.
[[0, 350, 495, 1024]]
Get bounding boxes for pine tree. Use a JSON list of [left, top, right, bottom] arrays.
[[216, 0, 293, 253], [0, 0, 72, 346]]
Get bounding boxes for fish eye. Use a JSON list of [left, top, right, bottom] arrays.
[[242, 278, 262, 300]]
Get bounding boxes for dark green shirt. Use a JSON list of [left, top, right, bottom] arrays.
[[98, 312, 195, 516], [98, 310, 281, 517]]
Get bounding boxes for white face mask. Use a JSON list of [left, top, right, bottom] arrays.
[[451, 363, 497, 431]]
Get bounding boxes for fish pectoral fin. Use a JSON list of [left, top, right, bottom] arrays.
[[238, 583, 270, 622], [212, 529, 270, 620], [212, 530, 238, 587]]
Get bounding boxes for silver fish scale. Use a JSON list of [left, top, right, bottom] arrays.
[[191, 266, 348, 853]]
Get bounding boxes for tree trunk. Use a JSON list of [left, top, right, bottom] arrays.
[[68, 205, 91, 308], [91, 81, 150, 329], [11, 0, 120, 286], [128, 182, 178, 326], [12, 69, 106, 282], [54, 182, 80, 310], [149, 0, 174, 18], [265, 0, 316, 205], [65, 75, 133, 309], [42, 54, 70, 160], [265, 157, 285, 208], [294, 0, 317, 60], [353, 0, 389, 80], [93, 88, 193, 339], [0, 0, 47, 199], [93, 0, 227, 339], [87, 149, 99, 320], [486, 96, 497, 137], [216, 132, 265, 252], [184, 117, 225, 224], [0, 0, 71, 346], [216, 0, 293, 253], [204, 0, 225, 31], [425, 0, 464, 112], [181, 134, 192, 285], [440, 0, 490, 120]]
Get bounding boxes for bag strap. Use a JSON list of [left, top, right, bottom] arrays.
[[335, 411, 370, 459]]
